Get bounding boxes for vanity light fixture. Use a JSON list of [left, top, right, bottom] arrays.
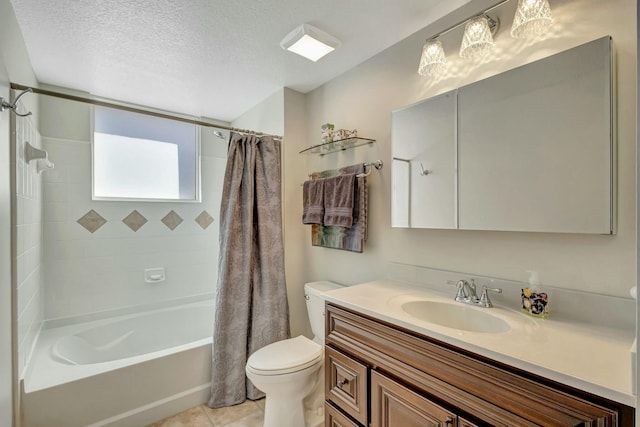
[[418, 39, 447, 76], [280, 23, 341, 62], [511, 0, 554, 38], [416, 0, 554, 77], [459, 15, 499, 59]]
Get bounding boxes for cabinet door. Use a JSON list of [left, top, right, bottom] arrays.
[[325, 402, 361, 427], [326, 347, 368, 425], [391, 90, 457, 229], [457, 36, 613, 234], [458, 417, 480, 427], [371, 370, 457, 427]]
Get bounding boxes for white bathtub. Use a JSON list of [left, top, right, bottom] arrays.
[[22, 299, 215, 427]]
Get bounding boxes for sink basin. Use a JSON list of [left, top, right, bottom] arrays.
[[401, 301, 511, 333]]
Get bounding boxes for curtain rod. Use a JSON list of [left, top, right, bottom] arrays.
[[10, 83, 283, 140]]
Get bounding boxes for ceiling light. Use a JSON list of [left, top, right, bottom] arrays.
[[511, 0, 553, 38], [418, 39, 447, 77], [459, 15, 499, 59], [280, 23, 341, 62]]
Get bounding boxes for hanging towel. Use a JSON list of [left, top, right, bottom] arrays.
[[323, 173, 356, 227], [339, 165, 362, 223], [302, 179, 325, 224], [311, 164, 367, 253]]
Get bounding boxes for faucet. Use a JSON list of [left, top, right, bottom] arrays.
[[452, 279, 478, 303], [448, 279, 502, 308]]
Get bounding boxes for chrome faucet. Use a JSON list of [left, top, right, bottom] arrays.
[[448, 279, 502, 308]]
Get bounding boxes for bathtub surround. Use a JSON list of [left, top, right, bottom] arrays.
[[1, 3, 41, 425], [22, 300, 214, 427], [209, 133, 290, 408], [13, 113, 44, 380], [76, 209, 106, 233], [36, 91, 227, 320], [122, 210, 148, 232], [15, 89, 230, 427]]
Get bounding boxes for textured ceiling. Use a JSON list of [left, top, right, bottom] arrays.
[[9, 0, 464, 121]]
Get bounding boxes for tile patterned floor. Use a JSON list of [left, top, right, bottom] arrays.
[[148, 399, 265, 427]]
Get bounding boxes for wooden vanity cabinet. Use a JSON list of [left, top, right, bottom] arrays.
[[324, 303, 633, 427]]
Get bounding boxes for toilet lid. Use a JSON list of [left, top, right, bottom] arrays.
[[246, 336, 322, 375]]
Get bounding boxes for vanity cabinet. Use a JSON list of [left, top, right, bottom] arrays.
[[324, 303, 632, 427]]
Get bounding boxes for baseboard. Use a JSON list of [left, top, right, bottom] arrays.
[[87, 383, 211, 427]]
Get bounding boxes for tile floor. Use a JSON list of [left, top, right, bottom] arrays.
[[148, 399, 265, 427]]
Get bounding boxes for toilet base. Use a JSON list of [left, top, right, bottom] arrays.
[[263, 395, 305, 427]]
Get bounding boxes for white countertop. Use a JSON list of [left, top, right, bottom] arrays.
[[324, 279, 636, 407]]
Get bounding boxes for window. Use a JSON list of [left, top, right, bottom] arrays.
[[92, 106, 200, 202]]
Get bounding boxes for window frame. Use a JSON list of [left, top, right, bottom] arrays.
[[90, 105, 202, 203]]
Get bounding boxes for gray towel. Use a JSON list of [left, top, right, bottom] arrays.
[[302, 179, 324, 224], [339, 165, 362, 223], [323, 173, 356, 227]]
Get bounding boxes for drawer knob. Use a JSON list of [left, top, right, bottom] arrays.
[[337, 378, 350, 388], [445, 417, 454, 426]]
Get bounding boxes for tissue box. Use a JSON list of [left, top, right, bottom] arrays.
[[521, 288, 549, 318]]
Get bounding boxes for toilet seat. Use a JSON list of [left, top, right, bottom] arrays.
[[246, 336, 322, 376]]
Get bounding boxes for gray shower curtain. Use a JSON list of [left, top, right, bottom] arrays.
[[208, 132, 290, 408]]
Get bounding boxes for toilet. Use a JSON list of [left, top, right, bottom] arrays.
[[245, 281, 343, 427]]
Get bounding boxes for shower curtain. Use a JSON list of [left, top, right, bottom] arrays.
[[208, 132, 290, 408]]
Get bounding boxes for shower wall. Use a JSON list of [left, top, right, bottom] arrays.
[[15, 111, 44, 377], [39, 94, 227, 321]]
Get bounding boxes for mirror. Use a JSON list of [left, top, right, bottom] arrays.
[[392, 36, 614, 234], [392, 91, 456, 228]]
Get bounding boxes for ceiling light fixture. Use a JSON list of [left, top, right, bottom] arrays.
[[280, 23, 341, 62], [418, 39, 447, 77], [416, 0, 553, 77], [459, 15, 499, 59], [511, 0, 554, 38]]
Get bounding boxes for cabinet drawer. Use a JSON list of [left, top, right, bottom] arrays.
[[325, 346, 368, 425], [325, 402, 360, 427], [371, 370, 457, 427]]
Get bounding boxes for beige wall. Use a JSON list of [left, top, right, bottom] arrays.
[[282, 88, 311, 338], [298, 0, 636, 298]]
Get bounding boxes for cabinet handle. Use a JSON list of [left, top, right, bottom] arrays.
[[337, 378, 349, 388], [445, 417, 454, 426]]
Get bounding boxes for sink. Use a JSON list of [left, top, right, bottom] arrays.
[[401, 300, 511, 333]]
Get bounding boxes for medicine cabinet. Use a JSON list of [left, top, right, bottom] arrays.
[[391, 36, 614, 234]]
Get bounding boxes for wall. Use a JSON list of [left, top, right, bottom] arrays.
[[300, 0, 637, 298], [0, 49, 12, 427], [39, 93, 226, 320], [14, 114, 43, 378], [0, 0, 40, 425]]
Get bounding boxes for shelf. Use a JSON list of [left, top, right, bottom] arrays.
[[300, 137, 375, 156]]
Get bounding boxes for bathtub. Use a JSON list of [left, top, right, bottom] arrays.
[[22, 298, 215, 427]]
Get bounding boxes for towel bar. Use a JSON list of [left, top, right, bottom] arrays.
[[302, 160, 383, 184]]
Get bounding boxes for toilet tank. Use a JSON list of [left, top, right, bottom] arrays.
[[304, 281, 343, 344]]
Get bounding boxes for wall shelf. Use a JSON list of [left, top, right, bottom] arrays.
[[300, 137, 375, 156]]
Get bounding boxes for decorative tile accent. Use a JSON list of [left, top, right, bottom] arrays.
[[77, 209, 107, 233], [161, 210, 183, 230], [122, 209, 148, 232], [195, 210, 214, 229]]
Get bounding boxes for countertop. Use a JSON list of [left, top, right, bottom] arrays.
[[323, 279, 636, 407]]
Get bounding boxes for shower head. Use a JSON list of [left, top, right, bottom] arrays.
[[213, 130, 226, 140]]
